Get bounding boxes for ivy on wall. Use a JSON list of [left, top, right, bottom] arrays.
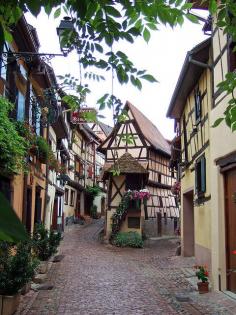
[[0, 97, 29, 175]]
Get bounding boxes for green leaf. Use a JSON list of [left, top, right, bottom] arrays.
[[135, 78, 142, 90], [44, 4, 53, 15], [209, 0, 218, 14], [54, 7, 61, 19], [141, 74, 158, 83], [95, 43, 103, 53], [181, 3, 193, 10], [106, 6, 122, 18], [3, 28, 13, 43], [0, 192, 28, 242], [211, 117, 224, 128], [143, 28, 151, 43], [26, 1, 41, 17], [232, 121, 236, 132], [186, 14, 199, 24]]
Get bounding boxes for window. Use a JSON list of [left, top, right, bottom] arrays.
[[64, 188, 69, 205], [0, 43, 8, 81], [128, 217, 140, 229], [183, 115, 188, 163], [70, 190, 75, 206], [87, 165, 93, 178], [195, 155, 206, 196], [125, 174, 142, 191], [17, 91, 25, 121], [75, 160, 80, 174], [32, 97, 41, 135], [194, 88, 202, 124]]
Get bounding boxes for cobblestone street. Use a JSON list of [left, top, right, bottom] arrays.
[[17, 220, 236, 315]]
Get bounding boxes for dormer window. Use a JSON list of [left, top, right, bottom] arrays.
[[194, 88, 202, 124]]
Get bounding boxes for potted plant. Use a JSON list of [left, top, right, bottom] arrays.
[[194, 265, 209, 294], [32, 224, 61, 274], [35, 136, 50, 164], [0, 241, 38, 315]]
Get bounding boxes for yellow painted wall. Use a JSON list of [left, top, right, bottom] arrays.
[[180, 66, 212, 269], [12, 174, 24, 220], [64, 186, 77, 218], [209, 23, 236, 291]]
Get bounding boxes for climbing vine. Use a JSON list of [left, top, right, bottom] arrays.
[[0, 97, 28, 175]]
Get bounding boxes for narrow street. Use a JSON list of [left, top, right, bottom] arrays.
[[17, 220, 236, 315]]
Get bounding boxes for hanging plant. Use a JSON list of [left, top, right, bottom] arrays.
[[35, 136, 50, 163], [0, 97, 29, 175], [171, 181, 181, 195]]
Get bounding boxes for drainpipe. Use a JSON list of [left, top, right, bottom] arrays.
[[188, 56, 212, 70], [93, 141, 96, 186], [43, 124, 49, 226]]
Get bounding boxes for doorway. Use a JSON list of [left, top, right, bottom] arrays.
[[26, 188, 32, 232], [101, 197, 105, 216], [225, 167, 236, 293], [182, 190, 195, 256], [52, 197, 58, 230], [34, 187, 42, 224]]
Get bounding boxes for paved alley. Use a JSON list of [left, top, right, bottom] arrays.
[[17, 220, 236, 315]]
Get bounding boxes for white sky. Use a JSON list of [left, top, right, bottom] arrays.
[[26, 9, 208, 140]]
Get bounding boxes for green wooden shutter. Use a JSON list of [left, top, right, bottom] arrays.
[[195, 163, 198, 193], [200, 156, 206, 193]]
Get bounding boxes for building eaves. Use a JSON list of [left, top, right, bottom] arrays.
[[166, 38, 211, 120]]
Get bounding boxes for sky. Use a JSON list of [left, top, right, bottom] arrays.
[[26, 9, 209, 141]]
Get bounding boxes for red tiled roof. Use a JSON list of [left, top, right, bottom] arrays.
[[126, 101, 171, 155]]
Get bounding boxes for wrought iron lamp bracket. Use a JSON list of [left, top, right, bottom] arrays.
[[2, 51, 65, 64]]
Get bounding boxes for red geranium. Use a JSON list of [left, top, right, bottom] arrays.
[[232, 250, 236, 255]]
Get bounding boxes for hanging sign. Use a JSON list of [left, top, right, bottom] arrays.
[[71, 108, 97, 124]]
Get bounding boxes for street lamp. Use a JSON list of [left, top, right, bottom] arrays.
[[56, 17, 75, 56], [1, 18, 75, 64]]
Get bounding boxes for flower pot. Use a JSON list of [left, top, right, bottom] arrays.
[[0, 293, 20, 315], [38, 261, 49, 274], [197, 281, 209, 294]]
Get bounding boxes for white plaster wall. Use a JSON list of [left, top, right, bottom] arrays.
[[45, 184, 56, 230]]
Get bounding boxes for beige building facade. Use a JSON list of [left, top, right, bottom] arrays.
[[168, 5, 236, 293]]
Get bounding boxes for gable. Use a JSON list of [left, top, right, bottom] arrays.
[[100, 107, 149, 161]]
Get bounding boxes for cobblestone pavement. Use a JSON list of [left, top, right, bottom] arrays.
[[17, 220, 236, 315]]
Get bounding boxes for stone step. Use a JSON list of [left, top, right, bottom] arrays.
[[33, 274, 48, 284]]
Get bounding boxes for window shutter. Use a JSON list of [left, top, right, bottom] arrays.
[[201, 156, 206, 193], [194, 89, 202, 123], [195, 163, 198, 193]]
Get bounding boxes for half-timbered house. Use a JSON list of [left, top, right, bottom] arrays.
[[167, 0, 236, 293], [167, 37, 212, 269], [0, 15, 53, 233], [99, 101, 179, 239]]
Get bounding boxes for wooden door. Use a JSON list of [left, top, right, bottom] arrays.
[[225, 168, 236, 293], [26, 188, 32, 233], [52, 197, 58, 230], [182, 190, 195, 257], [34, 188, 42, 224]]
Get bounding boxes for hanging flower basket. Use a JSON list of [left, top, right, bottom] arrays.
[[171, 181, 181, 195]]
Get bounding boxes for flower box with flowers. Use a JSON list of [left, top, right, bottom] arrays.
[[126, 189, 150, 209]]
